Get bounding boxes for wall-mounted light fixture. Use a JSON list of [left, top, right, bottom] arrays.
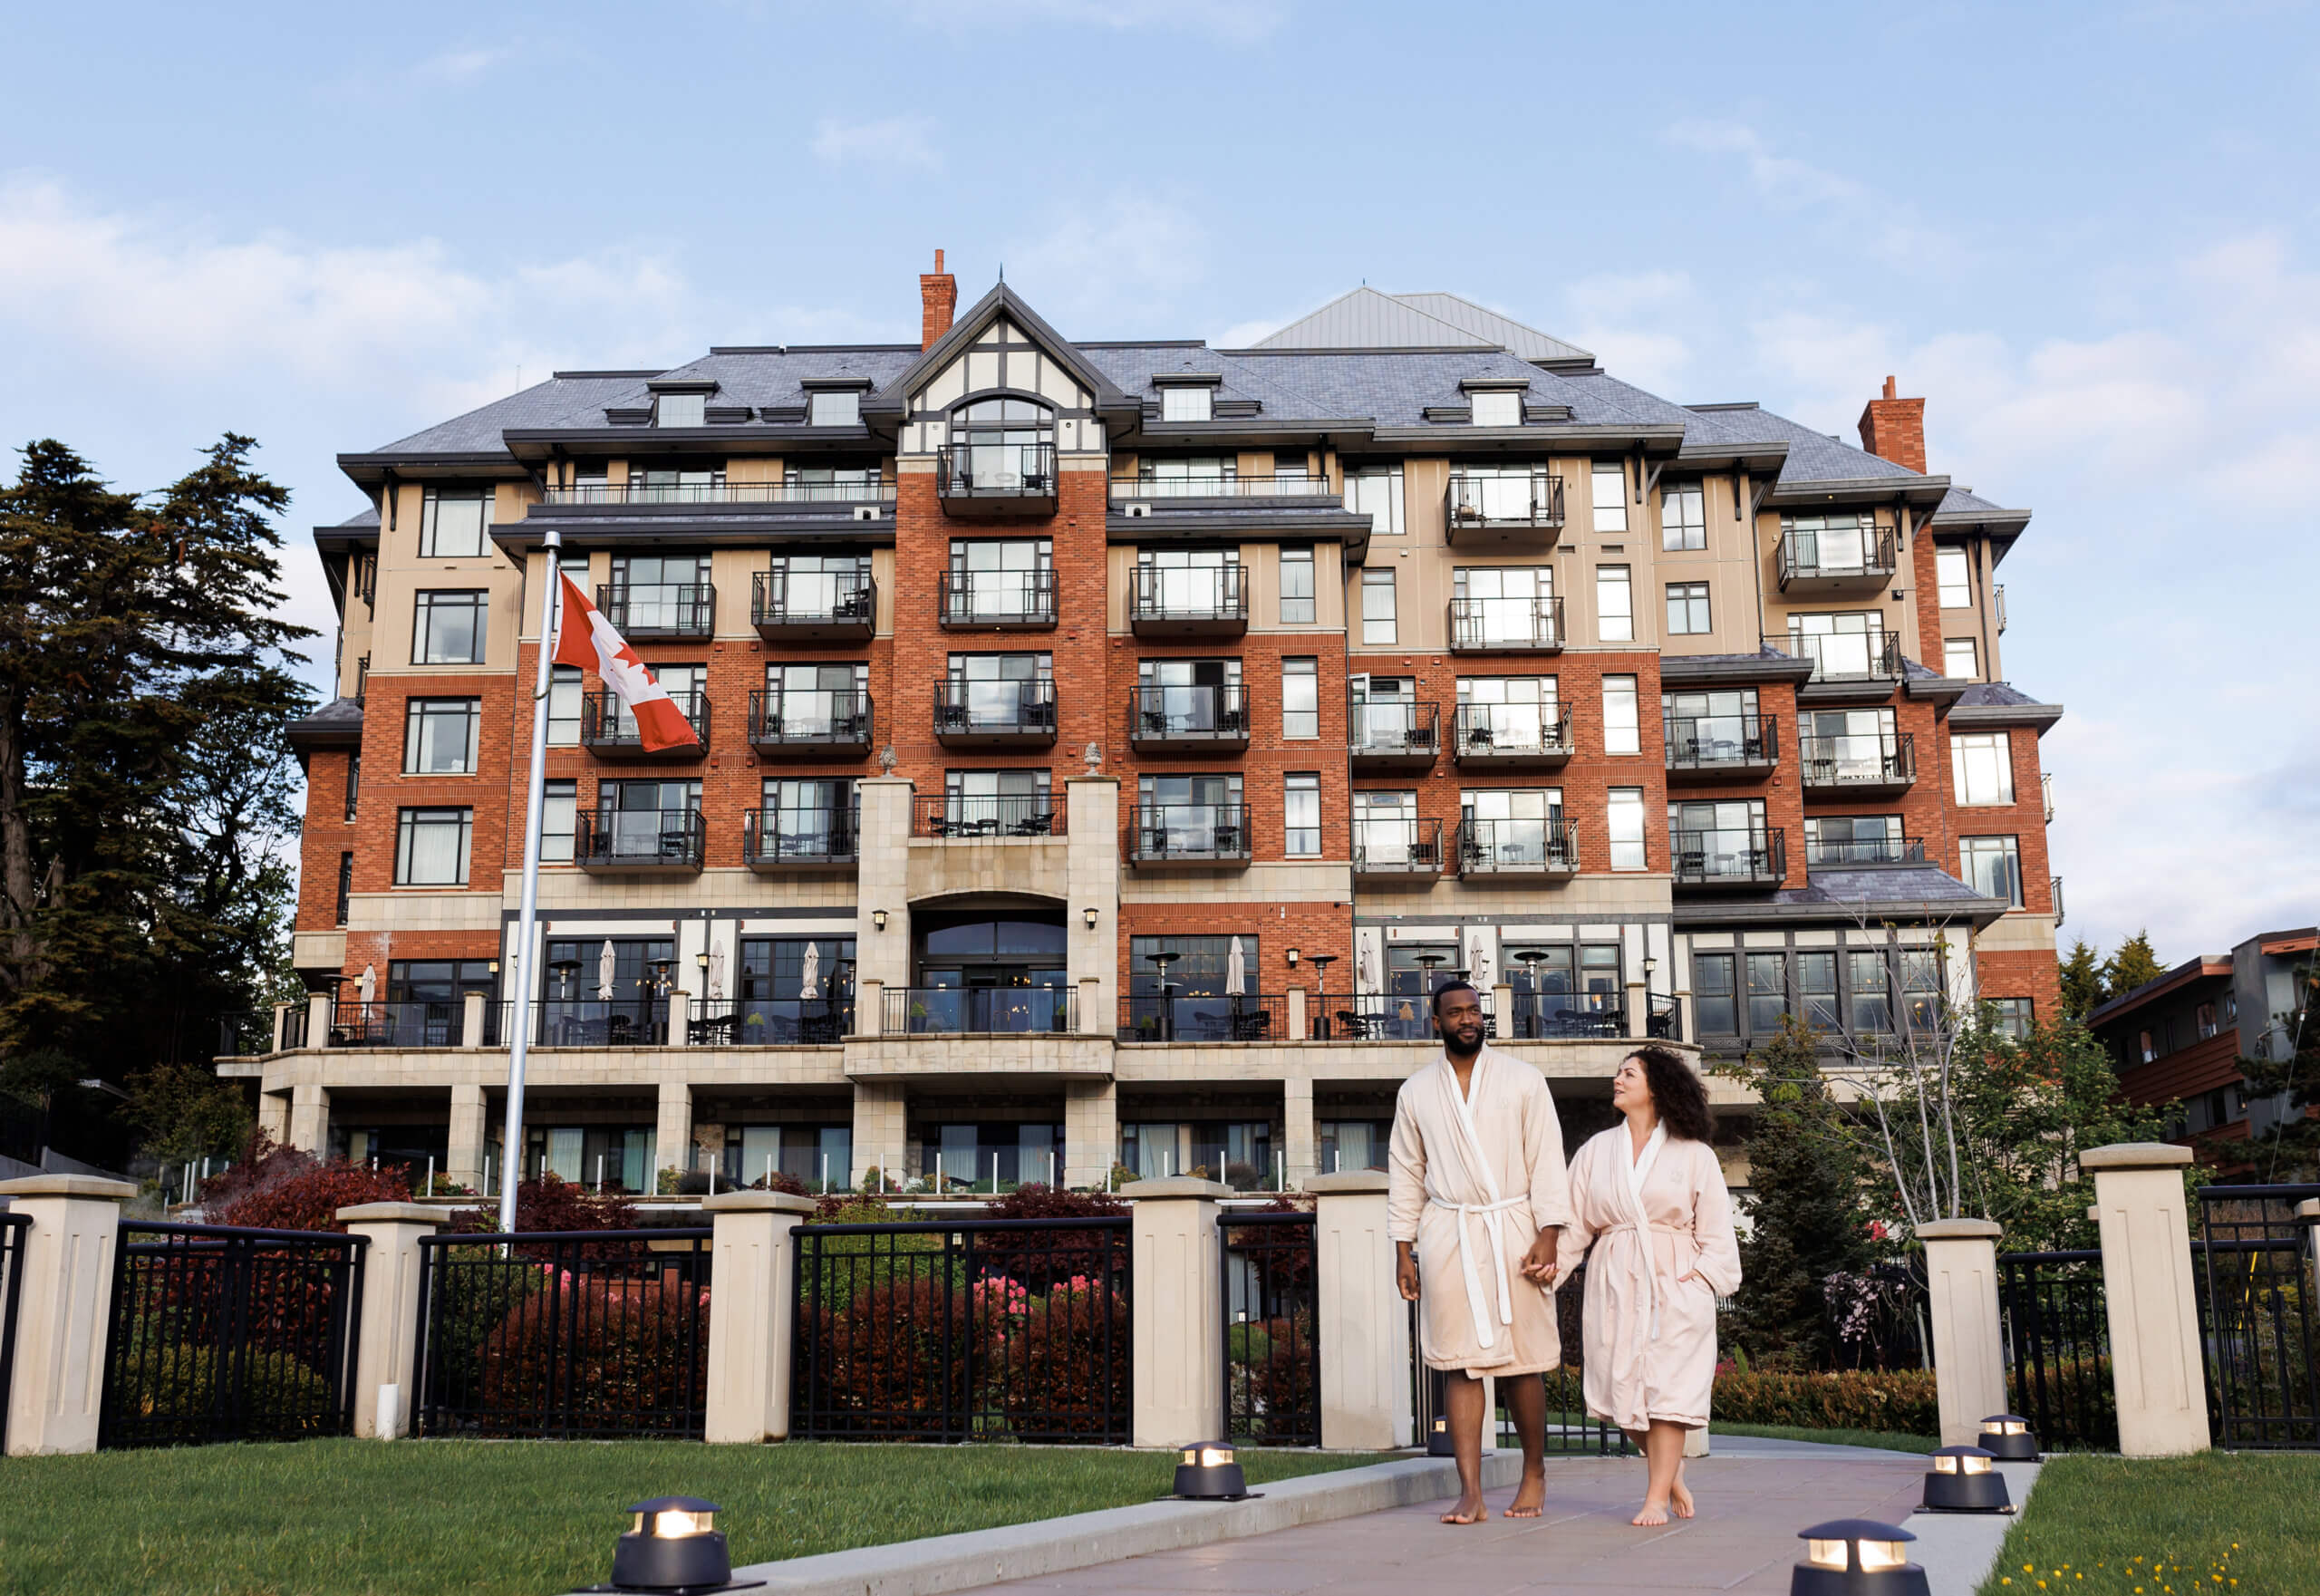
[[1083, 906, 1099, 930], [1286, 948, 1300, 968], [872, 909, 888, 933]]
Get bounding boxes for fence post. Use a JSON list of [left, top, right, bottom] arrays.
[[459, 991, 486, 1049], [2084, 1142, 2208, 1457], [1305, 1172, 1409, 1449], [857, 978, 884, 1037], [337, 1202, 444, 1438], [1129, 1176, 1231, 1447], [270, 999, 294, 1054], [1919, 1218, 2006, 1446], [1491, 982, 1514, 1039], [307, 990, 334, 1050], [0, 1175, 136, 1456], [702, 1189, 817, 1443], [1286, 984, 1307, 1041]]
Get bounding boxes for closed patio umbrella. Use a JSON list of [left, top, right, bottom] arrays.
[[798, 940, 821, 1001], [358, 963, 376, 1005], [1358, 934, 1379, 994], [706, 944, 726, 1001], [1225, 937, 1245, 997], [596, 941, 617, 1001]]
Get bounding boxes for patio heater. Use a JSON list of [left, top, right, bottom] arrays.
[[1145, 950, 1181, 1042], [1509, 950, 1546, 1040], [1303, 953, 1336, 1039]]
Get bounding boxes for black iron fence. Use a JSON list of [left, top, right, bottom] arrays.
[[328, 1000, 503, 1049], [217, 1009, 272, 1056], [1451, 704, 1573, 759], [413, 1229, 712, 1439], [2197, 1184, 2320, 1449], [1665, 713, 1778, 772], [575, 810, 708, 868], [1448, 595, 1565, 651], [1806, 836, 1928, 866], [0, 1211, 28, 1453], [1127, 563, 1249, 620], [1798, 732, 1916, 788], [1128, 683, 1251, 743], [1221, 1208, 1318, 1445], [579, 692, 711, 756], [532, 997, 673, 1047], [789, 1214, 1132, 1443], [98, 1222, 365, 1449], [280, 1001, 310, 1050], [1445, 470, 1565, 528], [752, 568, 879, 629], [744, 806, 859, 868], [596, 583, 715, 638], [883, 986, 1075, 1036], [748, 689, 874, 750], [936, 567, 1059, 626], [1997, 1248, 2116, 1451], [935, 679, 1059, 739], [913, 792, 1066, 837], [1118, 992, 1288, 1044], [936, 442, 1058, 500], [1127, 803, 1252, 865], [688, 996, 850, 1046]]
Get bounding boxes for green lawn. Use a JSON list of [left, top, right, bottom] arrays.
[[1711, 1422, 1940, 1454], [1979, 1452, 2320, 1594], [0, 1439, 1388, 1596]]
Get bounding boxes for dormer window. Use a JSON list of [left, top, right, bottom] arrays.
[[1162, 386, 1213, 422], [1470, 391, 1522, 427], [809, 390, 861, 427], [656, 392, 706, 428]]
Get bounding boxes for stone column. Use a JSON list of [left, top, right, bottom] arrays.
[[851, 1080, 906, 1191], [447, 1083, 488, 1192], [306, 990, 334, 1050], [1282, 1075, 1318, 1185], [1919, 1218, 2007, 1446], [1307, 1172, 1410, 1449], [853, 777, 914, 995], [0, 1175, 136, 1456], [1492, 982, 1516, 1040], [1286, 985, 1308, 1041], [287, 1082, 331, 1154], [702, 1190, 818, 1443], [1066, 775, 1121, 1031], [257, 1090, 291, 1145], [654, 1079, 693, 1189], [459, 990, 486, 1049], [1624, 978, 1648, 1039], [2085, 1142, 2209, 1456], [270, 1000, 295, 1054], [337, 1202, 445, 1438], [1129, 1177, 1230, 1447], [1063, 1079, 1116, 1190]]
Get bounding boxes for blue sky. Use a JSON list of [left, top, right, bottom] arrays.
[[1, 1, 2314, 964]]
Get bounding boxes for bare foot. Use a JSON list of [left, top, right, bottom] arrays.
[[1506, 1468, 1546, 1518], [1630, 1500, 1670, 1527], [1440, 1494, 1490, 1525], [1669, 1478, 1695, 1519]]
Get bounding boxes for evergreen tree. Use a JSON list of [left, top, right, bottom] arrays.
[[2058, 938, 2105, 1020], [2101, 930, 2166, 1001]]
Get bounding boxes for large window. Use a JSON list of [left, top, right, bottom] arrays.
[[413, 590, 487, 664], [1458, 675, 1558, 750], [1804, 813, 1906, 865], [344, 753, 360, 820], [1284, 773, 1320, 856], [403, 697, 480, 775], [734, 934, 857, 1041], [1601, 675, 1639, 755], [1665, 582, 1711, 634], [1281, 657, 1319, 740], [1591, 460, 1629, 534], [594, 779, 702, 860], [948, 537, 1052, 622], [1360, 568, 1397, 644], [1747, 952, 1787, 1035], [394, 807, 471, 885], [1161, 385, 1213, 422], [1668, 798, 1768, 879], [1988, 997, 2033, 1040], [420, 488, 490, 557], [1788, 611, 1889, 678], [949, 396, 1054, 484], [1344, 467, 1405, 536], [1607, 788, 1646, 871], [542, 779, 576, 863], [1469, 389, 1522, 426], [1279, 547, 1315, 624], [1698, 945, 1898, 1040], [1938, 547, 1972, 608], [949, 652, 1053, 731], [1953, 731, 2016, 806], [1960, 836, 2024, 906], [1799, 953, 1840, 1031], [1596, 566, 1632, 642], [547, 664, 583, 746], [1661, 481, 1706, 551], [1453, 566, 1553, 647], [1849, 950, 1891, 1033]]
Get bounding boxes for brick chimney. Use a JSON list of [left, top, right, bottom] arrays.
[[1857, 374, 1927, 474], [920, 248, 957, 350]]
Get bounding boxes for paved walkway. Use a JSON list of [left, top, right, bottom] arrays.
[[973, 1445, 1929, 1596]]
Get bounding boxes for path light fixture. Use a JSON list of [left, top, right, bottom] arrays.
[[1173, 1441, 1249, 1501], [575, 1496, 763, 1594], [1789, 1519, 1928, 1596], [1977, 1413, 2038, 1460], [1919, 1446, 2012, 1514]]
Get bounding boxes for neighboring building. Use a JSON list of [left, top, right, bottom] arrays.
[[2086, 926, 2316, 1168], [244, 256, 2062, 1194]]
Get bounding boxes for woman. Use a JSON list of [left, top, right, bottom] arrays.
[[1560, 1044, 1740, 1526]]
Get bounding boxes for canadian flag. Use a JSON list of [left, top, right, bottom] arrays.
[[551, 574, 701, 752]]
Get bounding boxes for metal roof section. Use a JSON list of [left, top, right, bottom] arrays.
[[1674, 862, 2012, 928], [1248, 286, 1498, 352], [1388, 292, 1595, 366]]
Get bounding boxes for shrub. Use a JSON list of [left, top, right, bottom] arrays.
[[1709, 1367, 1940, 1435], [117, 1341, 337, 1436], [1009, 1274, 1130, 1437], [1231, 1312, 1316, 1441], [798, 1274, 961, 1437], [211, 1154, 411, 1234], [975, 1185, 1128, 1289], [475, 1267, 709, 1435], [450, 1174, 638, 1245]]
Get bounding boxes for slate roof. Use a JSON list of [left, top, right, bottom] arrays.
[[1955, 682, 2048, 709], [371, 373, 650, 454], [286, 696, 364, 751]]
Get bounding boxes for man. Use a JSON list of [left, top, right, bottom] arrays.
[[1387, 980, 1571, 1524]]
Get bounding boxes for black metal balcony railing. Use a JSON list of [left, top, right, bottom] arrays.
[[1791, 631, 1904, 682], [884, 986, 1075, 1036], [1455, 817, 1579, 875], [1451, 705, 1573, 762], [751, 569, 876, 633], [353, 653, 370, 706], [1797, 731, 1916, 788], [1127, 803, 1252, 865], [938, 569, 1058, 627], [1128, 683, 1250, 745], [748, 689, 872, 751], [1777, 528, 1898, 587], [542, 479, 895, 506], [1352, 817, 1445, 875], [1449, 596, 1565, 651], [1670, 827, 1785, 885], [1117, 992, 1288, 1044], [1314, 992, 1494, 1043], [596, 583, 714, 638], [686, 995, 850, 1046], [935, 442, 1056, 498], [1112, 475, 1336, 500], [1807, 835, 1927, 866], [2051, 875, 2064, 926], [934, 679, 1059, 740], [743, 806, 859, 868], [912, 793, 1066, 838], [1664, 713, 1779, 772], [1504, 991, 1625, 1040], [1349, 701, 1440, 764], [531, 998, 672, 1048], [327, 1000, 504, 1049], [1445, 471, 1565, 529], [1127, 563, 1248, 624], [575, 809, 706, 869], [579, 689, 710, 757]]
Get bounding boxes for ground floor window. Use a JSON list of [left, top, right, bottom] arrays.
[[1986, 996, 2033, 1040], [724, 1123, 852, 1190], [526, 1125, 652, 1193], [1119, 1120, 1272, 1187], [1318, 1118, 1391, 1175], [918, 1122, 1061, 1191]]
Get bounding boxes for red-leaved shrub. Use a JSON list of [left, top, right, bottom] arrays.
[[477, 1265, 708, 1434], [208, 1133, 412, 1233]]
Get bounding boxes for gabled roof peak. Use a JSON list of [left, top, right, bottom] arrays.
[[1253, 286, 1593, 364]]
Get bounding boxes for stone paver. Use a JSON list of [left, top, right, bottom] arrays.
[[974, 1451, 1929, 1596]]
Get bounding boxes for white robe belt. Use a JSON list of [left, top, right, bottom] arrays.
[[1429, 1193, 1531, 1350]]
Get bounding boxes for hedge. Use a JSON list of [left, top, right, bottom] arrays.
[[1536, 1363, 1938, 1436]]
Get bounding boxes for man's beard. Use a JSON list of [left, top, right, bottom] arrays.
[[1443, 1026, 1484, 1060]]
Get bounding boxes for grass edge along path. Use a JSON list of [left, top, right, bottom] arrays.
[[0, 1440, 1388, 1596], [1711, 1422, 1939, 1454], [1976, 1452, 2320, 1595]]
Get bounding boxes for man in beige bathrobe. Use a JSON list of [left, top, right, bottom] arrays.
[[1387, 981, 1572, 1524]]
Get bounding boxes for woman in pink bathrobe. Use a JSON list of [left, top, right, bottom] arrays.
[[1559, 1044, 1741, 1526]]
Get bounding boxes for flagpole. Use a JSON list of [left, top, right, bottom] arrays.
[[498, 529, 563, 1235]]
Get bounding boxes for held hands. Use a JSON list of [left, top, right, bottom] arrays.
[[1519, 1226, 1561, 1287]]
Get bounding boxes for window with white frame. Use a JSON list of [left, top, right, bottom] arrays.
[[1469, 390, 1522, 427], [394, 807, 471, 885], [1360, 568, 1397, 643], [1591, 461, 1629, 534], [1665, 581, 1711, 634], [1284, 773, 1320, 856], [1280, 547, 1315, 624], [1960, 836, 2024, 906], [1660, 481, 1706, 551], [1161, 385, 1213, 422], [1944, 637, 1979, 679], [403, 698, 481, 775], [807, 390, 861, 426], [420, 488, 490, 557], [1938, 547, 1972, 608], [655, 391, 706, 428], [1344, 467, 1405, 536], [1601, 675, 1639, 755], [1953, 730, 2016, 805], [1281, 657, 1319, 740], [1607, 787, 1646, 870], [1597, 566, 1632, 642]]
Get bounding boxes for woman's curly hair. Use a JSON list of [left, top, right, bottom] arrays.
[[1627, 1044, 1713, 1143]]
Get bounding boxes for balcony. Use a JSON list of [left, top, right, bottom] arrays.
[[543, 479, 895, 508], [1128, 684, 1249, 754], [913, 793, 1066, 838], [1451, 706, 1573, 769], [1353, 818, 1445, 882], [686, 995, 849, 1047], [1455, 818, 1579, 880], [1777, 529, 1899, 595], [934, 680, 1058, 748], [2053, 875, 2064, 926], [1671, 827, 1784, 890], [938, 569, 1058, 629], [1449, 596, 1564, 653], [1127, 803, 1252, 868], [1112, 475, 1339, 503], [326, 1000, 502, 1049], [1348, 701, 1440, 772], [579, 690, 710, 761], [596, 583, 714, 640], [1798, 732, 1917, 797], [748, 689, 873, 758], [935, 442, 1057, 516], [1664, 713, 1780, 783], [751, 569, 876, 643], [742, 807, 858, 871], [1498, 992, 1684, 1043], [575, 810, 705, 875], [1127, 564, 1248, 638], [1444, 471, 1565, 548], [531, 998, 674, 1048], [1806, 836, 1926, 867], [1792, 632, 1905, 701], [884, 985, 1075, 1036], [1117, 992, 1288, 1044]]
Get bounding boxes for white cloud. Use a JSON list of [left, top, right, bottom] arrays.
[[412, 46, 508, 85], [1002, 198, 1207, 325], [810, 116, 944, 174], [1214, 316, 1287, 349], [1562, 271, 1696, 390], [1665, 120, 1967, 273]]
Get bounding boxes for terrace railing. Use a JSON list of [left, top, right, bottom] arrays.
[[912, 793, 1066, 838], [883, 987, 1076, 1036], [1117, 992, 1287, 1045]]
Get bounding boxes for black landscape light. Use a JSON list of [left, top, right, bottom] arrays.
[[1789, 1519, 1928, 1596], [1173, 1441, 1250, 1501], [1977, 1413, 2038, 1460], [1426, 1411, 1455, 1456], [1919, 1446, 2012, 1514], [575, 1497, 763, 1594]]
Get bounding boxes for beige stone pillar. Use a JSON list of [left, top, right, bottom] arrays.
[[337, 1202, 445, 1438], [287, 1082, 331, 1154], [270, 1000, 295, 1054], [1306, 1172, 1410, 1449], [701, 1190, 818, 1443], [447, 1084, 487, 1193], [856, 977, 884, 1037], [2086, 1142, 2209, 1456], [851, 1080, 906, 1190], [1066, 776, 1121, 1034], [459, 990, 486, 1049], [1129, 1177, 1230, 1447], [1282, 1075, 1317, 1185], [1286, 984, 1308, 1041], [853, 777, 914, 995], [1, 1175, 136, 1456], [257, 1089, 291, 1145], [654, 1079, 693, 1187], [306, 990, 334, 1049], [1919, 1218, 2007, 1446], [1492, 982, 1516, 1040], [1624, 978, 1648, 1039], [1063, 1079, 1116, 1190]]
